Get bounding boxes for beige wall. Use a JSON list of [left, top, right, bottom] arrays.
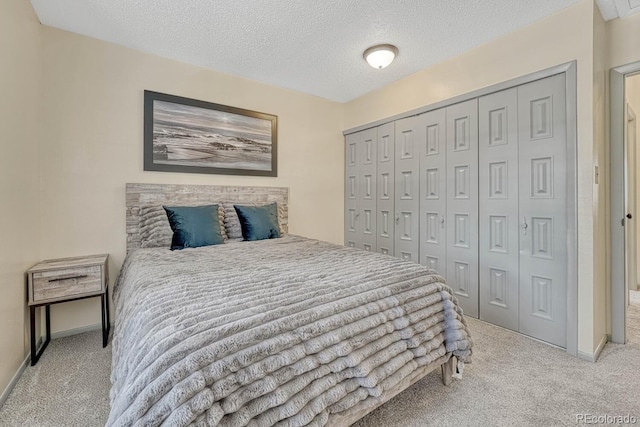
[[39, 27, 345, 334], [344, 0, 601, 355], [0, 0, 42, 395], [608, 12, 640, 69]]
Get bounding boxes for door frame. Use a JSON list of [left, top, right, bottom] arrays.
[[344, 61, 578, 357], [611, 62, 640, 344], [627, 104, 637, 294]]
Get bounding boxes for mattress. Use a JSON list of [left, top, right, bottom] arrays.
[[108, 235, 472, 426]]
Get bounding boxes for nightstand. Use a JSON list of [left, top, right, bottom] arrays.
[[27, 254, 110, 366]]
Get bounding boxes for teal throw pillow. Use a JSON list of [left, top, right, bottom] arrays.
[[163, 205, 224, 250], [233, 203, 281, 241]]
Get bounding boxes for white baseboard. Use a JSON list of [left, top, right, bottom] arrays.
[[48, 321, 112, 340], [0, 355, 28, 409], [577, 334, 607, 362], [0, 336, 41, 409]]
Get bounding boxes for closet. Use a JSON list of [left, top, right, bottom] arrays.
[[477, 74, 567, 347], [344, 72, 571, 348]]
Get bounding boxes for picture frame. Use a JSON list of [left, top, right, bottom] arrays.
[[144, 90, 277, 177]]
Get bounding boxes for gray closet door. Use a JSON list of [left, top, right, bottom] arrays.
[[344, 127, 377, 250], [345, 132, 359, 248], [446, 99, 479, 318], [358, 128, 377, 252], [518, 74, 567, 348], [394, 116, 421, 262], [377, 122, 395, 255], [419, 108, 447, 273], [479, 88, 519, 331]]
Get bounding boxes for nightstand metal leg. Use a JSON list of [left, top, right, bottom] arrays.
[[31, 304, 51, 366], [106, 285, 110, 343], [45, 305, 51, 340], [30, 306, 36, 366], [101, 286, 110, 347]]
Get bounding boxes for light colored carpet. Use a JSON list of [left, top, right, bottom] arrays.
[[0, 332, 111, 426], [2, 301, 640, 427]]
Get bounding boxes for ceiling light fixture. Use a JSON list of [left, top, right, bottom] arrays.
[[363, 44, 398, 69]]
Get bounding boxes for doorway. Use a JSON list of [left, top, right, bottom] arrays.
[[628, 75, 640, 342], [611, 63, 640, 344]]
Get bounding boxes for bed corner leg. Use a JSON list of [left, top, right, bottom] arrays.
[[441, 356, 455, 386]]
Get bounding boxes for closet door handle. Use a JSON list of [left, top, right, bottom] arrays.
[[521, 217, 528, 235], [395, 214, 400, 225], [440, 216, 445, 225]]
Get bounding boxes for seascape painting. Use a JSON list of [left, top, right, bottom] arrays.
[[144, 91, 277, 176]]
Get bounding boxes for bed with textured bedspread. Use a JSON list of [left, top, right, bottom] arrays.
[[108, 235, 472, 426]]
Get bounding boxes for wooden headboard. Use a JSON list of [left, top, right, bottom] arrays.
[[126, 183, 289, 252]]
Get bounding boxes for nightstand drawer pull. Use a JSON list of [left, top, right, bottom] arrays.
[[48, 274, 88, 282]]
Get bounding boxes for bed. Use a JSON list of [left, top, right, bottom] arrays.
[[108, 183, 473, 427]]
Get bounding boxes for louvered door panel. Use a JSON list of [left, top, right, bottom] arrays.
[[344, 127, 377, 251], [358, 128, 377, 252], [479, 87, 519, 331], [418, 108, 447, 273], [517, 74, 567, 348], [446, 99, 479, 318], [377, 122, 395, 255], [344, 132, 359, 248], [394, 116, 421, 262]]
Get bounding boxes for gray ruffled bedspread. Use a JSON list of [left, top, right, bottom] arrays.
[[108, 235, 472, 426]]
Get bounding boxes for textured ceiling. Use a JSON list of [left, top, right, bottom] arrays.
[[30, 0, 582, 102]]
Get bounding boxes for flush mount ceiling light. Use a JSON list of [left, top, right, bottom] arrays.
[[363, 44, 398, 69]]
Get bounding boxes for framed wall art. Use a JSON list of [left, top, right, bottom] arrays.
[[144, 91, 277, 176]]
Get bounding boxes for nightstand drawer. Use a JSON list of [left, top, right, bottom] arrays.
[[32, 265, 103, 302]]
